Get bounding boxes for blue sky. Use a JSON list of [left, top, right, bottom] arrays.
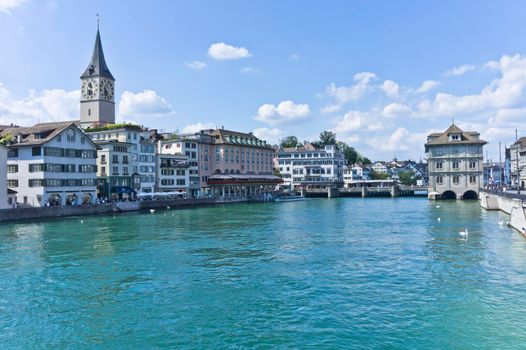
[[1, 0, 526, 161]]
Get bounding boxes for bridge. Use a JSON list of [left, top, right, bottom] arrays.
[[300, 185, 429, 198]]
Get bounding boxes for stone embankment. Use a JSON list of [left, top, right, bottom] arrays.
[[479, 189, 526, 234], [0, 196, 269, 223]]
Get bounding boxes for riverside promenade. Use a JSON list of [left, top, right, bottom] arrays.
[[479, 188, 526, 234]]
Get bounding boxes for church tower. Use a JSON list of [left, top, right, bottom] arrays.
[[80, 27, 115, 127]]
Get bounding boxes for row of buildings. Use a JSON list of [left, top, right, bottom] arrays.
[[0, 28, 279, 208]]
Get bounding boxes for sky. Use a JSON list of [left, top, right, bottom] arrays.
[[1, 0, 526, 161]]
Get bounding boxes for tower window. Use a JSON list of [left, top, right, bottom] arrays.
[[88, 109, 91, 116]]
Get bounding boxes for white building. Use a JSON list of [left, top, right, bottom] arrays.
[[0, 143, 8, 209], [275, 143, 345, 189], [343, 165, 364, 188], [137, 141, 156, 193], [160, 139, 201, 197], [425, 123, 487, 199], [156, 154, 190, 194], [371, 162, 388, 174], [93, 140, 135, 200], [0, 122, 99, 207]]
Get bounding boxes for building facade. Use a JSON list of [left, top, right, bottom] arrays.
[[275, 143, 345, 190], [508, 137, 526, 189], [156, 154, 190, 194], [0, 144, 8, 209], [0, 122, 98, 207], [425, 123, 487, 199]]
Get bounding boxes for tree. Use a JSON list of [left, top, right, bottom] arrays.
[[273, 167, 282, 177], [398, 171, 416, 185], [319, 131, 337, 146], [280, 136, 299, 148], [358, 155, 372, 165], [337, 141, 358, 166], [371, 170, 389, 180]]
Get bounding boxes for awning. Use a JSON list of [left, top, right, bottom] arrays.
[[111, 186, 136, 194]]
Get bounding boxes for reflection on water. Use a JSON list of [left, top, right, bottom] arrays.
[[0, 198, 525, 348]]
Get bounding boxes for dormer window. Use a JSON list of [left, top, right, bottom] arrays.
[[450, 134, 460, 141]]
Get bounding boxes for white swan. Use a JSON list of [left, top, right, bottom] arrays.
[[150, 209, 155, 214], [459, 229, 468, 237], [437, 218, 441, 222], [436, 205, 441, 208], [498, 220, 504, 226], [167, 206, 171, 210]]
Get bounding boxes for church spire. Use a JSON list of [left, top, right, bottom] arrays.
[[80, 27, 115, 80]]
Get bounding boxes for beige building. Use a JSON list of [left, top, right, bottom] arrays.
[[425, 123, 487, 199]]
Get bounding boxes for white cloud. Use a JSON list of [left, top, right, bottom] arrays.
[[334, 110, 365, 132], [240, 67, 261, 74], [252, 127, 284, 145], [381, 80, 400, 98], [368, 127, 411, 152], [289, 54, 300, 61], [254, 100, 310, 126], [416, 80, 440, 93], [118, 90, 176, 121], [185, 61, 207, 70], [0, 0, 27, 13], [382, 103, 411, 118], [445, 64, 475, 77], [322, 72, 377, 113], [207, 42, 252, 60], [181, 122, 215, 134], [0, 82, 80, 126]]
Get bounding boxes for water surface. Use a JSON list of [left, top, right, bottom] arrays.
[[0, 198, 525, 349]]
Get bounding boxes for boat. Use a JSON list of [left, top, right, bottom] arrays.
[[274, 194, 305, 202]]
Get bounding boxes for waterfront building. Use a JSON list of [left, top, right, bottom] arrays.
[[0, 122, 98, 207], [343, 165, 365, 188], [80, 28, 116, 128], [137, 141, 156, 193], [507, 137, 526, 189], [0, 144, 8, 209], [275, 143, 344, 190], [156, 154, 190, 195], [425, 123, 487, 199]]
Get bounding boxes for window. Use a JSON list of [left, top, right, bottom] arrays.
[[32, 147, 42, 156], [7, 179, 18, 188], [88, 109, 91, 116], [123, 167, 129, 175], [29, 179, 44, 187], [113, 155, 119, 163], [452, 161, 459, 169], [57, 135, 62, 142], [469, 161, 476, 169], [453, 176, 460, 184], [101, 166, 106, 176], [7, 164, 18, 173], [112, 166, 119, 175], [161, 179, 174, 186], [469, 176, 477, 184], [101, 155, 106, 163], [7, 149, 18, 158], [176, 179, 186, 186], [436, 162, 443, 169], [123, 156, 129, 164], [67, 129, 76, 142], [29, 163, 44, 172]]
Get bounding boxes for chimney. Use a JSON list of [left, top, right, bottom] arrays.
[[16, 134, 22, 143]]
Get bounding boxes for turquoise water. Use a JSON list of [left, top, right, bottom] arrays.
[[0, 198, 525, 349]]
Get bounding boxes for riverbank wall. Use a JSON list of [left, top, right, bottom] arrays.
[[480, 189, 526, 233], [0, 196, 269, 223]]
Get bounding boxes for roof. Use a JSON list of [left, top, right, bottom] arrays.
[[206, 128, 273, 149], [0, 122, 100, 149], [207, 174, 283, 185], [425, 123, 487, 147], [80, 29, 115, 80]]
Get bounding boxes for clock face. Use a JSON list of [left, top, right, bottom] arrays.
[[81, 79, 99, 100], [100, 79, 114, 101]]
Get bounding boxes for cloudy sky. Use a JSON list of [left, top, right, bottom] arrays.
[[1, 0, 526, 161]]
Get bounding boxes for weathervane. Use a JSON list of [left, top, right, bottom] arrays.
[[96, 13, 99, 30]]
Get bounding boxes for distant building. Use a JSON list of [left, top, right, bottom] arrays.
[[507, 137, 526, 189], [343, 165, 364, 188], [425, 123, 486, 199], [0, 122, 99, 207], [275, 143, 344, 190], [0, 144, 8, 209], [371, 162, 388, 174], [156, 154, 190, 194]]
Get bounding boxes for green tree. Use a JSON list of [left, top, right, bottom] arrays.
[[273, 167, 282, 177], [280, 136, 299, 148], [398, 171, 416, 185], [319, 131, 337, 146], [358, 156, 372, 165], [337, 141, 358, 166], [371, 170, 389, 180]]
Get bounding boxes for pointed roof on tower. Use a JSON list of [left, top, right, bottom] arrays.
[[80, 29, 115, 80]]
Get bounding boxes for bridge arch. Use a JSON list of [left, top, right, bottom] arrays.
[[462, 190, 478, 200], [441, 190, 457, 200]]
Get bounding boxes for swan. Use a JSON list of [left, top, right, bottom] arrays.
[[437, 218, 441, 222], [459, 229, 468, 237], [80, 220, 84, 224], [150, 209, 155, 214], [167, 206, 171, 210], [498, 220, 504, 226], [436, 205, 441, 208]]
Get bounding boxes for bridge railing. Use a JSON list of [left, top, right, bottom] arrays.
[[480, 188, 526, 201]]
